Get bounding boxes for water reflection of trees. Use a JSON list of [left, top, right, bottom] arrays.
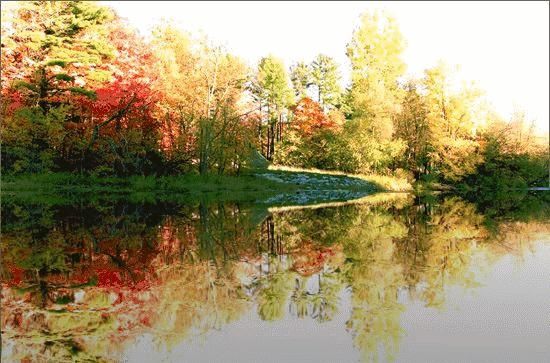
[[1, 192, 549, 362], [256, 192, 549, 362]]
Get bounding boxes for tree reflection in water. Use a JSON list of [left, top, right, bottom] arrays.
[[1, 191, 549, 362]]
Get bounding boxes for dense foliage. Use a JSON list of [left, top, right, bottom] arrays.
[[1, 2, 547, 186]]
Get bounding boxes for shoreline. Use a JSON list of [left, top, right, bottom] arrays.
[[1, 169, 398, 206]]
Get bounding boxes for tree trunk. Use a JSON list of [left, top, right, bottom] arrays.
[[199, 119, 211, 175], [258, 103, 263, 156], [266, 126, 271, 160], [269, 120, 275, 160]]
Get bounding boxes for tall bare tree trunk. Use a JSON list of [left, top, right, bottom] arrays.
[[258, 103, 263, 156], [266, 126, 271, 160], [199, 119, 211, 175], [269, 119, 275, 160]]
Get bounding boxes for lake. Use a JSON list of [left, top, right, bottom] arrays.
[[1, 191, 549, 362]]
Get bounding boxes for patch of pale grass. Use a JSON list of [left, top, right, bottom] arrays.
[[267, 165, 413, 192]]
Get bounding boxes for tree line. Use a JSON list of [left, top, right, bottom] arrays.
[[1, 2, 547, 187]]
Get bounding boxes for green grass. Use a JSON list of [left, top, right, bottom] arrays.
[[1, 172, 291, 204], [1, 168, 407, 206]]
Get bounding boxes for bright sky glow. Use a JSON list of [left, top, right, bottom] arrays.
[[104, 1, 549, 134]]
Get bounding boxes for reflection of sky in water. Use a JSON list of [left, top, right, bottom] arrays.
[[123, 242, 550, 363], [398, 241, 550, 363]]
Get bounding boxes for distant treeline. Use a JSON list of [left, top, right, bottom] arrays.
[[1, 1, 548, 187]]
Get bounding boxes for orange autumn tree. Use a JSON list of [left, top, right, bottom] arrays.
[[291, 97, 338, 136], [151, 23, 198, 171], [274, 97, 343, 169]]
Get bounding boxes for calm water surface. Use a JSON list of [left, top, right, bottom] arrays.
[[1, 192, 549, 362]]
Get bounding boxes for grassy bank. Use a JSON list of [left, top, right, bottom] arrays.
[[1, 172, 287, 204], [1, 172, 291, 194], [1, 168, 409, 205]]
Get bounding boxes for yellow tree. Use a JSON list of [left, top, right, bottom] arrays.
[[394, 79, 429, 178], [152, 25, 252, 174], [422, 61, 484, 181], [346, 11, 407, 173], [151, 23, 197, 169]]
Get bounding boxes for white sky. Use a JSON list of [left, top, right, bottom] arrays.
[[104, 1, 547, 134]]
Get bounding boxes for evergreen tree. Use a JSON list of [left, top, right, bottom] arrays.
[[290, 61, 311, 100], [253, 55, 293, 160], [310, 54, 342, 111]]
